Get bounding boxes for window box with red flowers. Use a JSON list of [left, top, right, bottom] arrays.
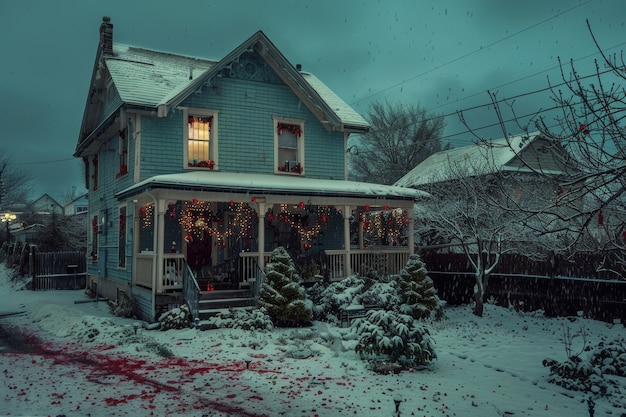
[[278, 161, 303, 174], [115, 164, 128, 178], [189, 159, 215, 170]]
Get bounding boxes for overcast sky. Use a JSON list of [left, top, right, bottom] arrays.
[[1, 0, 624, 202]]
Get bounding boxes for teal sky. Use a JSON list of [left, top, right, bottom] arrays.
[[0, 0, 624, 200]]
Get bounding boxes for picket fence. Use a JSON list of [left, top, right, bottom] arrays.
[[30, 250, 87, 291]]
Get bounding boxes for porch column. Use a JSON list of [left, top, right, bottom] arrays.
[[358, 213, 364, 249], [155, 199, 166, 293], [407, 205, 415, 255], [343, 204, 352, 276], [257, 202, 266, 270]]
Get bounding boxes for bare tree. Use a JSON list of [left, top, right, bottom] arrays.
[[416, 151, 563, 316], [0, 148, 33, 211], [349, 100, 447, 184], [459, 20, 626, 275]]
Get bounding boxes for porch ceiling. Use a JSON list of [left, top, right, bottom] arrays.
[[116, 172, 428, 205]]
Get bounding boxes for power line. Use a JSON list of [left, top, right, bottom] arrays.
[[10, 157, 77, 166], [363, 62, 622, 141], [349, 0, 593, 106]]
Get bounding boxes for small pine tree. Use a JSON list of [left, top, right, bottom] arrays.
[[259, 246, 312, 327], [353, 309, 436, 368], [397, 254, 443, 319]]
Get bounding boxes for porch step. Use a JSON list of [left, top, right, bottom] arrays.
[[196, 306, 257, 331], [200, 289, 253, 300], [196, 288, 257, 325], [199, 297, 257, 311]]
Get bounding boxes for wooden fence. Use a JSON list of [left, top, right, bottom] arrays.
[[30, 250, 87, 291], [420, 252, 626, 323]]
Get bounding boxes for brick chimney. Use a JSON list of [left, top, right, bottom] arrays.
[[99, 16, 113, 56]]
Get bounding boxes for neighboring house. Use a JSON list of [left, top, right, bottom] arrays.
[[74, 17, 426, 321], [63, 193, 89, 216], [29, 194, 63, 215], [395, 132, 581, 249], [395, 132, 578, 202], [11, 224, 45, 243]]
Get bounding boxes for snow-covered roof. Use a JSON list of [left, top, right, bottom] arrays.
[[117, 172, 428, 201], [300, 72, 368, 129], [103, 36, 368, 130], [106, 44, 216, 107], [395, 132, 551, 187]]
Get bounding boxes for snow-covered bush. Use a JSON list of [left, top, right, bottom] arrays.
[[353, 309, 436, 369], [308, 274, 368, 323], [543, 357, 607, 394], [259, 246, 312, 327], [308, 255, 444, 324], [158, 304, 192, 330], [397, 254, 444, 320], [206, 307, 274, 331], [108, 291, 134, 318], [543, 338, 626, 396], [591, 340, 626, 377]]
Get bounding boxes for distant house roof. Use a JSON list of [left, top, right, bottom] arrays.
[[395, 132, 570, 188], [29, 194, 62, 214], [116, 171, 428, 202]]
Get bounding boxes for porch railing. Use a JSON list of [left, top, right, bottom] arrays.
[[183, 262, 201, 322], [135, 254, 153, 288], [238, 248, 410, 282], [239, 252, 270, 295], [161, 254, 184, 292], [325, 248, 411, 279], [134, 253, 185, 292]]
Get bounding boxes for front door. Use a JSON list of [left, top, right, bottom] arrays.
[[186, 232, 212, 273]]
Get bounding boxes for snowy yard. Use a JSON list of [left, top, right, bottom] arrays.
[[1, 264, 625, 417]]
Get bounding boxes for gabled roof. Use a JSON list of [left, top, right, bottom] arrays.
[[29, 193, 62, 208], [106, 44, 215, 108], [77, 21, 368, 154], [154, 30, 368, 132], [394, 132, 568, 188]]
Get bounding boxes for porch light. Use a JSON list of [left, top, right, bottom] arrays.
[[1, 211, 17, 245]]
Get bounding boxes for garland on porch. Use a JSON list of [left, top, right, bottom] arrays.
[[139, 204, 153, 229], [361, 208, 408, 246], [267, 203, 330, 247], [178, 200, 256, 245]]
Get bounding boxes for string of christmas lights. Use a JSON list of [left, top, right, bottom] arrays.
[[178, 199, 257, 244]]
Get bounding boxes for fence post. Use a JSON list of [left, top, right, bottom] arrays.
[[29, 245, 36, 290]]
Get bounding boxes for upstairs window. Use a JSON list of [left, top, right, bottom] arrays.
[[116, 127, 129, 178], [274, 119, 304, 175], [185, 109, 218, 170], [91, 155, 99, 191]]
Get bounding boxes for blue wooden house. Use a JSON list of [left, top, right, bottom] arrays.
[[75, 17, 425, 322]]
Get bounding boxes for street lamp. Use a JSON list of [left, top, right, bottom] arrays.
[[1, 211, 17, 245]]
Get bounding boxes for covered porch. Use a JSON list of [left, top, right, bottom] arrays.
[[117, 172, 426, 318]]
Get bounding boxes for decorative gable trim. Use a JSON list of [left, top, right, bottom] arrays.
[[159, 31, 344, 131]]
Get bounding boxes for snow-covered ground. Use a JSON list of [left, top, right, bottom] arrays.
[[1, 263, 624, 417]]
